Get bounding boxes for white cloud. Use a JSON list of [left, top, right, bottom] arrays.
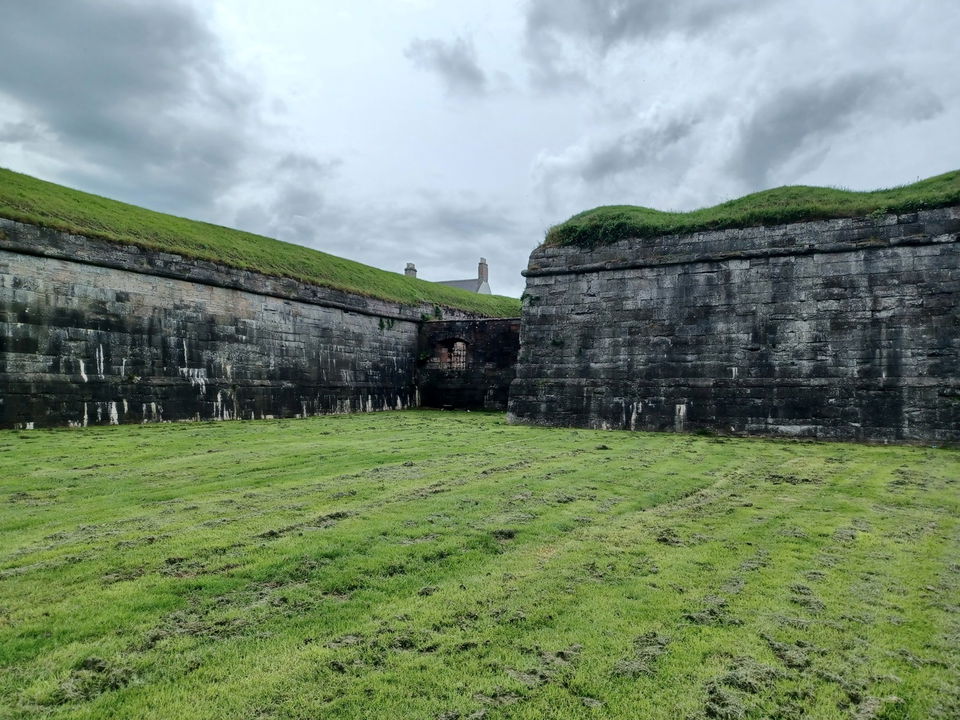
[[0, 0, 957, 299]]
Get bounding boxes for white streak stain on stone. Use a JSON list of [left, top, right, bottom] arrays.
[[142, 401, 160, 423], [179, 367, 207, 394], [674, 402, 687, 432], [78, 359, 88, 383]]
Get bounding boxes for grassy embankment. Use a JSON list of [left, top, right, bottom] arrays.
[[0, 168, 520, 317], [1, 412, 958, 719], [547, 169, 960, 248]]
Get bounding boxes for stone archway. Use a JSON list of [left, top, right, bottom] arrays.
[[417, 319, 521, 411]]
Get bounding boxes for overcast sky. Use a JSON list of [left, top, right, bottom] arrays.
[[1, 1, 958, 297]]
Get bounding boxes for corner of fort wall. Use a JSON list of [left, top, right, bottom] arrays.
[[508, 206, 960, 443]]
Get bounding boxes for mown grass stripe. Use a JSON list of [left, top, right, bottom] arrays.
[[0, 412, 957, 719]]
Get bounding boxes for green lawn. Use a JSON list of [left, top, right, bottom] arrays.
[[0, 168, 520, 317], [1, 412, 957, 719], [546, 169, 960, 248]]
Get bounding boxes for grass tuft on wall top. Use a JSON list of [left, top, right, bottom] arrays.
[[545, 169, 960, 248], [0, 168, 520, 317]]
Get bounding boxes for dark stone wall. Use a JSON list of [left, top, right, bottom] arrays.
[[509, 207, 960, 443], [0, 219, 481, 428], [418, 319, 520, 410]]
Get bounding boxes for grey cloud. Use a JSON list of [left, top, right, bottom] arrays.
[[405, 36, 488, 97], [531, 109, 704, 216], [386, 201, 522, 295], [236, 184, 523, 294], [268, 152, 341, 229], [0, 121, 42, 144], [274, 153, 340, 177], [732, 71, 944, 188], [524, 0, 758, 89], [0, 0, 259, 216], [427, 203, 510, 239], [328, 198, 514, 258], [527, 0, 749, 49], [579, 118, 698, 183], [233, 152, 343, 244]]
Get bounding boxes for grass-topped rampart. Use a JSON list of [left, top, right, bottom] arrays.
[[0, 168, 520, 317], [546, 169, 960, 248]]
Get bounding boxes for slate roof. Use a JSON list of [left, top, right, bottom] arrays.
[[437, 278, 491, 294]]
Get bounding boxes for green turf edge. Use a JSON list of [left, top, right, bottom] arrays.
[[545, 170, 960, 249], [0, 168, 520, 317]]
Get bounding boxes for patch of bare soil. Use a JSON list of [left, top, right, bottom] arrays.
[[47, 657, 136, 705], [612, 632, 670, 678]]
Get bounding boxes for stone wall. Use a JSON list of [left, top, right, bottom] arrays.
[[509, 207, 960, 443], [418, 318, 520, 410], [0, 219, 477, 428]]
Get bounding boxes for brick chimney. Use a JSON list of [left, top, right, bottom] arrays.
[[478, 257, 488, 283], [404, 262, 417, 278]]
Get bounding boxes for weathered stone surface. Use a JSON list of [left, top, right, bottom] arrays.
[[509, 207, 960, 443], [0, 220, 480, 428], [418, 318, 520, 410]]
